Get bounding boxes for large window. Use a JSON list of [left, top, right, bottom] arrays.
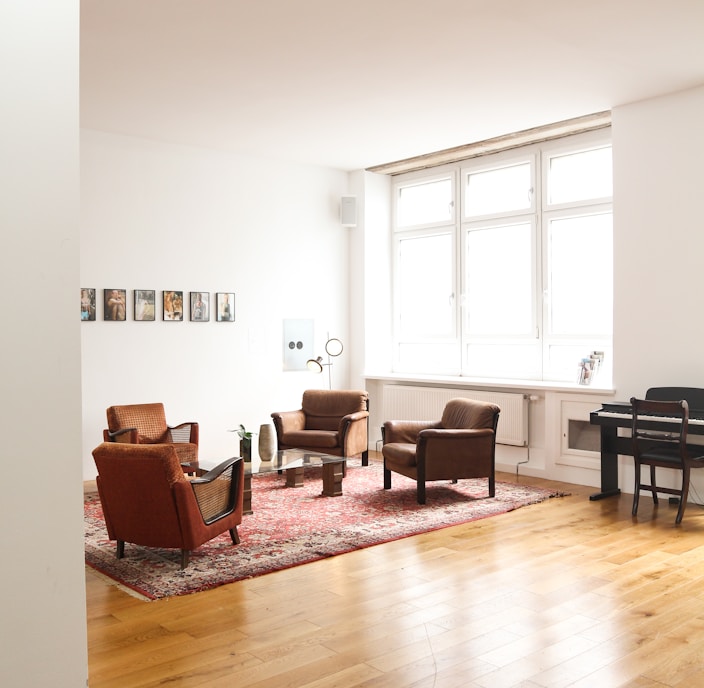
[[392, 130, 612, 382]]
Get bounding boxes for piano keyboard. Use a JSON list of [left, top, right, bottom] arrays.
[[594, 410, 704, 426]]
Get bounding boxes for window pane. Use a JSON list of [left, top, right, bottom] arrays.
[[548, 213, 613, 335], [548, 147, 612, 204], [466, 342, 542, 379], [467, 223, 533, 335], [398, 233, 453, 338], [465, 163, 531, 217], [397, 178, 452, 227], [396, 342, 461, 375]]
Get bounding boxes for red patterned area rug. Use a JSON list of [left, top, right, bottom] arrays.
[[84, 461, 565, 600]]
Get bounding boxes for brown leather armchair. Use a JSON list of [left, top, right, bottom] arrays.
[[382, 397, 500, 504], [92, 442, 244, 569], [103, 402, 199, 473], [271, 390, 370, 465]]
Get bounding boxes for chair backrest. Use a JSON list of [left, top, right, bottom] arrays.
[[441, 398, 500, 431], [301, 390, 368, 431], [92, 443, 187, 542], [630, 396, 688, 460], [106, 403, 168, 443]]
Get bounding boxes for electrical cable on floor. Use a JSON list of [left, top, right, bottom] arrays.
[[516, 395, 537, 477], [423, 622, 438, 688]]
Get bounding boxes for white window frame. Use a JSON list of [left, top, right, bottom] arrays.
[[390, 130, 612, 382]]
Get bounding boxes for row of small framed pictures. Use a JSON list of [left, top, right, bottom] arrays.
[[80, 288, 235, 322]]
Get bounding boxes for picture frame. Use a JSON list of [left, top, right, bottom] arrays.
[[134, 290, 156, 321], [190, 291, 210, 322], [103, 289, 127, 321], [80, 288, 96, 321], [216, 292, 235, 322], [163, 290, 184, 321]]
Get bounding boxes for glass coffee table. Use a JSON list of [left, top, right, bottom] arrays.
[[243, 449, 346, 515]]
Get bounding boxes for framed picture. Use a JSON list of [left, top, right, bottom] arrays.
[[134, 290, 155, 321], [216, 292, 235, 322], [190, 291, 210, 322], [103, 289, 127, 321], [80, 288, 96, 321], [163, 290, 184, 321]]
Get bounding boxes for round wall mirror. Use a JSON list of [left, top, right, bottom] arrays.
[[325, 338, 344, 357]]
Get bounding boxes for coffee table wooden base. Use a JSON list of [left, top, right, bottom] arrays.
[[243, 457, 345, 515], [285, 462, 344, 496]]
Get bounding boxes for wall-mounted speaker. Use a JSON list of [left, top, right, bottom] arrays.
[[340, 195, 357, 227]]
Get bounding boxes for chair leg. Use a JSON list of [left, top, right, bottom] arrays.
[[488, 474, 495, 498], [417, 460, 426, 504], [417, 480, 426, 505], [632, 462, 641, 516], [230, 526, 240, 545], [676, 467, 691, 525], [650, 465, 659, 505], [362, 449, 369, 466], [180, 550, 190, 569], [383, 465, 391, 489], [116, 540, 125, 559]]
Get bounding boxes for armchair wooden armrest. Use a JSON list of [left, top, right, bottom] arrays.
[[189, 457, 243, 525], [168, 421, 199, 445], [104, 427, 139, 443]]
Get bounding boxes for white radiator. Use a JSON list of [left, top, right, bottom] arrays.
[[382, 384, 528, 446]]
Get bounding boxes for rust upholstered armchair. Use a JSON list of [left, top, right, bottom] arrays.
[[382, 397, 501, 504], [103, 402, 199, 473], [92, 442, 244, 569], [271, 389, 370, 465]]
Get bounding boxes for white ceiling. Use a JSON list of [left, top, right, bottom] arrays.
[[80, 0, 704, 171]]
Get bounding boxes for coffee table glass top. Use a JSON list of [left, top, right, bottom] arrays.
[[245, 448, 344, 475]]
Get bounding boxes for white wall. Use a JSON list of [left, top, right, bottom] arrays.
[[81, 131, 351, 478], [612, 85, 704, 398], [0, 2, 88, 686]]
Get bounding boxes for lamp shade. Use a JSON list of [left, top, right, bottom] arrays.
[[306, 356, 324, 373]]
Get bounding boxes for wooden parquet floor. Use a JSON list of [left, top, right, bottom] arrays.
[[86, 456, 704, 687]]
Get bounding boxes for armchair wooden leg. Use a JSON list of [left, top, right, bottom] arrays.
[[383, 465, 391, 489], [362, 449, 369, 466], [230, 527, 240, 544], [180, 550, 190, 569], [489, 474, 495, 498], [417, 460, 426, 504], [116, 540, 125, 559]]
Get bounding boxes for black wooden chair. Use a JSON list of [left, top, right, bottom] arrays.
[[630, 396, 704, 524]]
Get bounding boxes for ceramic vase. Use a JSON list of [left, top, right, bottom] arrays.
[[258, 423, 277, 462]]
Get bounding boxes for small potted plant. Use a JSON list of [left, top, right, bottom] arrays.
[[230, 424, 253, 462]]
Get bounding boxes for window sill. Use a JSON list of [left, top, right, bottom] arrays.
[[364, 372, 614, 395]]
